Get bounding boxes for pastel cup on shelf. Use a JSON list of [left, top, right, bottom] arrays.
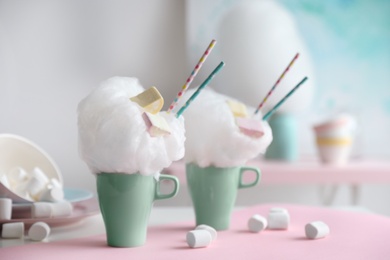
[[313, 114, 356, 165], [97, 172, 179, 247], [186, 163, 261, 230]]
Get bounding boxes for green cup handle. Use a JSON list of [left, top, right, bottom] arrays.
[[154, 174, 179, 201], [238, 166, 261, 189]]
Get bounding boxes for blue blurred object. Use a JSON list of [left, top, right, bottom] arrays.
[[64, 188, 93, 202], [265, 113, 298, 161]]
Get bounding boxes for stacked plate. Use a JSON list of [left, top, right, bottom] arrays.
[[0, 134, 99, 227]]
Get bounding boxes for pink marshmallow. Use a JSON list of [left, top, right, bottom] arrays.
[[235, 117, 264, 138]]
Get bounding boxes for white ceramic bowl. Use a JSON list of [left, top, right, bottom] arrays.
[[0, 134, 62, 203]]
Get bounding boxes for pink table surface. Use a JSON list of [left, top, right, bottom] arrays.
[[165, 159, 390, 185], [2, 204, 390, 260]]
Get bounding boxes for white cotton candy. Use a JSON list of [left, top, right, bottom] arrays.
[[77, 77, 185, 176], [178, 87, 272, 168]]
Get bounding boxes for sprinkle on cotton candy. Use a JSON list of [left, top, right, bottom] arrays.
[[178, 87, 272, 168], [77, 77, 185, 176]]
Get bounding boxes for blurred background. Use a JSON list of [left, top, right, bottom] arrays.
[[0, 1, 389, 213]]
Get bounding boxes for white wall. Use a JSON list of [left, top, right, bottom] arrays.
[[1, 1, 389, 215], [0, 0, 186, 190]]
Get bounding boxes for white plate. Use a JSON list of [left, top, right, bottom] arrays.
[[3, 198, 99, 228], [63, 188, 94, 203], [10, 188, 95, 219]]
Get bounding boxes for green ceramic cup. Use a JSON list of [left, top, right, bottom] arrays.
[[97, 173, 179, 247], [186, 163, 261, 230]]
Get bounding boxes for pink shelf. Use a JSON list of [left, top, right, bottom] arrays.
[[164, 158, 390, 185]]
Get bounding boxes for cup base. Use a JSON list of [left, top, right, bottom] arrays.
[[106, 237, 145, 248], [317, 144, 352, 165]]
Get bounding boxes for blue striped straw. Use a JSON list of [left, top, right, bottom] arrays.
[[176, 61, 225, 118], [262, 77, 308, 121]]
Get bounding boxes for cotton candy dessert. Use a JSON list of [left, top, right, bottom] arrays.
[[178, 87, 272, 168], [77, 76, 186, 177]]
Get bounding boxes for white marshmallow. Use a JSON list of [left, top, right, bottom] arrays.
[[186, 230, 212, 248], [0, 198, 12, 220], [26, 168, 50, 199], [268, 210, 290, 230], [31, 167, 50, 184], [195, 224, 217, 241], [1, 222, 24, 239], [28, 222, 51, 241], [32, 201, 72, 218], [269, 207, 288, 213], [32, 202, 52, 218], [51, 201, 73, 217], [7, 167, 28, 186], [305, 221, 330, 239], [248, 214, 267, 233], [13, 182, 33, 200], [39, 186, 64, 202], [49, 178, 62, 189], [25, 176, 47, 199]]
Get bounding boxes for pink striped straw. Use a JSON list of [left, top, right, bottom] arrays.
[[167, 39, 216, 113], [254, 53, 300, 115]]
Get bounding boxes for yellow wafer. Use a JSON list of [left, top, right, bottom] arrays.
[[226, 100, 248, 118], [130, 86, 164, 114]]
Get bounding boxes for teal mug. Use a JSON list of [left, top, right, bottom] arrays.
[[265, 113, 298, 161], [97, 173, 179, 247], [186, 163, 261, 230]]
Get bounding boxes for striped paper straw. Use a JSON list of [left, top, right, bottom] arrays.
[[167, 39, 217, 113], [262, 77, 308, 121], [176, 61, 225, 118], [254, 53, 300, 115]]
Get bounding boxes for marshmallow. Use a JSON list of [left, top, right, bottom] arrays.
[[0, 198, 12, 220], [236, 117, 265, 138], [305, 221, 330, 239], [227, 100, 248, 118], [25, 176, 47, 199], [195, 224, 217, 241], [269, 207, 288, 213], [31, 167, 50, 184], [1, 222, 24, 239], [26, 168, 50, 199], [28, 222, 51, 241], [248, 214, 267, 233], [51, 201, 73, 217], [130, 86, 164, 114], [268, 210, 290, 230], [14, 182, 32, 200], [142, 112, 171, 137], [186, 230, 212, 248], [7, 167, 28, 186], [39, 186, 64, 202], [32, 202, 52, 218], [49, 178, 62, 189]]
